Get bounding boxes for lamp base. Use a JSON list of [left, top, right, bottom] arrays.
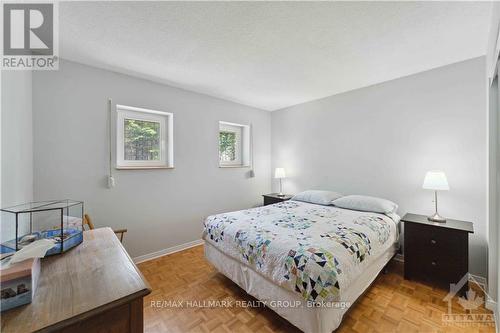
[[428, 213, 446, 223], [277, 192, 285, 197]]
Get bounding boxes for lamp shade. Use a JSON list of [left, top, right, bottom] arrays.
[[274, 168, 286, 179], [422, 171, 449, 191]]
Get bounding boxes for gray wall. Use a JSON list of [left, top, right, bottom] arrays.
[[271, 57, 488, 277], [487, 2, 500, 81], [32, 60, 271, 259], [1, 71, 33, 207], [1, 71, 33, 242], [488, 76, 498, 304], [486, 2, 500, 312]]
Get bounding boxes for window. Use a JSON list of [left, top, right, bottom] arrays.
[[116, 105, 173, 169], [219, 121, 250, 167]]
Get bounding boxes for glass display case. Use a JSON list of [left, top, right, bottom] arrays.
[[0, 200, 84, 256]]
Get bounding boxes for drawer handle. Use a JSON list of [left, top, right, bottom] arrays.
[[431, 261, 437, 266], [430, 239, 437, 245]]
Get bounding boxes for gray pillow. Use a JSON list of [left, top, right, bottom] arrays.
[[332, 195, 398, 214], [291, 190, 343, 206]]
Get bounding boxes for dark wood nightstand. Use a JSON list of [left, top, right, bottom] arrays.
[[262, 193, 293, 206], [402, 213, 473, 293]]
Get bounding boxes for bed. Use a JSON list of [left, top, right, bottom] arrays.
[[202, 199, 399, 333]]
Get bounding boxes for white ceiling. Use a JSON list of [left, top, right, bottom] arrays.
[[60, 1, 492, 111]]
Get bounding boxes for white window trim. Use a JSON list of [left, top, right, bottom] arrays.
[[116, 104, 174, 169], [219, 121, 251, 168]]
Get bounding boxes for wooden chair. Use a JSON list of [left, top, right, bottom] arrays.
[[83, 214, 128, 243]]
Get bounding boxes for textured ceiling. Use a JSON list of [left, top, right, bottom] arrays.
[[60, 2, 492, 111]]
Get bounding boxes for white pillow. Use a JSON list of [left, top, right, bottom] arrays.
[[332, 195, 398, 214], [291, 190, 343, 206]]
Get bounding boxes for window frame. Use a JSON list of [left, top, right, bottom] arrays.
[[116, 104, 174, 169], [218, 121, 250, 168]]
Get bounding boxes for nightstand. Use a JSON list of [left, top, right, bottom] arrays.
[[402, 213, 473, 293], [262, 193, 293, 206]]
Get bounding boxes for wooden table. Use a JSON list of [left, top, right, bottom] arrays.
[[1, 228, 151, 333]]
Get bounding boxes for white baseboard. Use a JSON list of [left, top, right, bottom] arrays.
[[393, 254, 404, 263], [485, 298, 499, 333], [133, 239, 204, 264], [497, 307, 500, 333], [469, 274, 488, 288], [486, 298, 497, 312]]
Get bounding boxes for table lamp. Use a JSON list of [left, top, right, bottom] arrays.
[[422, 170, 449, 222], [274, 168, 286, 197]]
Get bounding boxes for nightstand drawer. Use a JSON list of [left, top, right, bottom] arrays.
[[404, 220, 469, 289], [417, 254, 465, 286], [262, 194, 293, 206], [405, 223, 463, 254], [264, 196, 285, 206]]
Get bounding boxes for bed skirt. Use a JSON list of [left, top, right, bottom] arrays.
[[205, 241, 397, 333]]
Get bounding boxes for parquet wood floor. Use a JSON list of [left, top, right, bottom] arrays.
[[138, 245, 496, 333]]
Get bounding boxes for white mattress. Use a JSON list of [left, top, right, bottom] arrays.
[[205, 240, 397, 333]]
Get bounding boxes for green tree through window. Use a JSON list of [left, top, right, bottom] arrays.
[[124, 119, 160, 160], [219, 131, 236, 161]]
